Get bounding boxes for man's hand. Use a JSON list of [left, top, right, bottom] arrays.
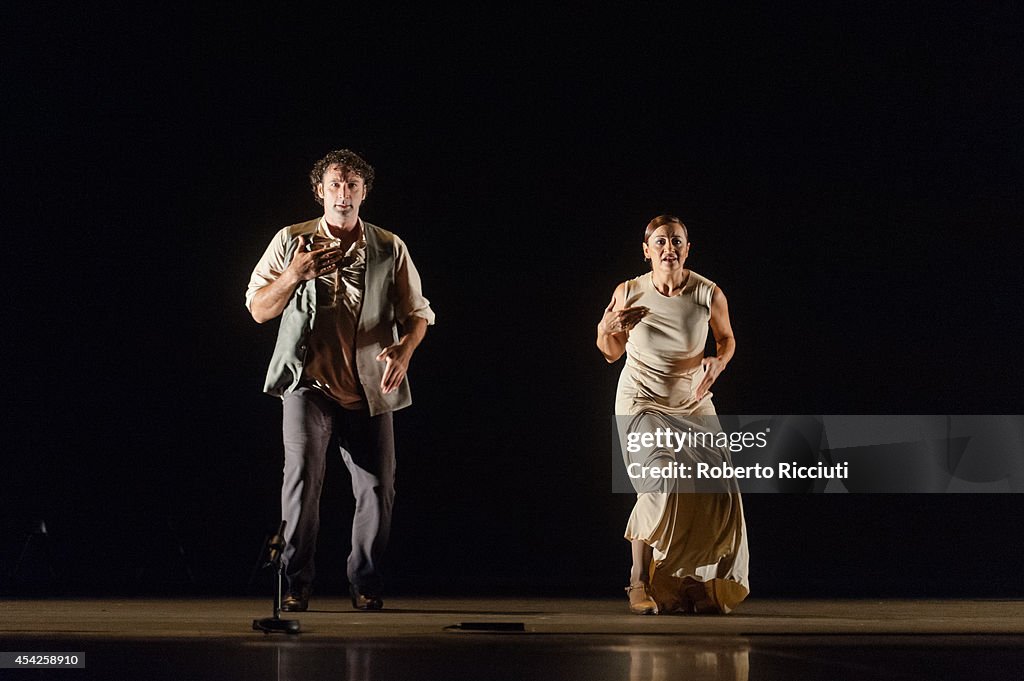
[[288, 235, 344, 281], [376, 341, 415, 394], [249, 235, 348, 323]]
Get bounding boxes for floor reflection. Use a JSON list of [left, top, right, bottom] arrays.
[[233, 637, 752, 681], [10, 634, 1024, 680], [624, 640, 749, 681]]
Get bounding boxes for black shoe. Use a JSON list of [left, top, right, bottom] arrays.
[[281, 588, 311, 612], [350, 586, 383, 611]]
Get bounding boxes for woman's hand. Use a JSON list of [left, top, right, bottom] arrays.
[[597, 284, 646, 363], [696, 287, 736, 399], [696, 356, 725, 400], [599, 300, 649, 335]]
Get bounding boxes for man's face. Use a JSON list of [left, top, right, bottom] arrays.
[[317, 164, 367, 225]]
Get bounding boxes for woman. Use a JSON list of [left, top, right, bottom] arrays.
[[597, 215, 749, 615]]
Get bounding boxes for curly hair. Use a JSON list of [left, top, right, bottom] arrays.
[[644, 214, 689, 243], [309, 149, 376, 205]]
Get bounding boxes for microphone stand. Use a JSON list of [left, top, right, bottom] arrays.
[[252, 521, 300, 634]]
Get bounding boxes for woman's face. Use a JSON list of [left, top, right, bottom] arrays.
[[643, 224, 690, 272]]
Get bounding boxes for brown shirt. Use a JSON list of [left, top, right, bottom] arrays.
[[303, 221, 369, 408], [246, 218, 435, 409]]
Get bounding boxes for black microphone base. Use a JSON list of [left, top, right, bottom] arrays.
[[252, 617, 301, 634]]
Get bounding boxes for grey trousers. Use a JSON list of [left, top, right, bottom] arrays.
[[281, 387, 395, 595]]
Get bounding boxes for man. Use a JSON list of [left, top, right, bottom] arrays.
[[246, 149, 434, 611]]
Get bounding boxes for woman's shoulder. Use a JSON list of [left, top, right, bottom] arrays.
[[686, 270, 716, 288], [621, 272, 652, 298], [624, 271, 652, 287], [685, 270, 717, 309]]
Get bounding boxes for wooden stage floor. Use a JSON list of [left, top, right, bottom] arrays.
[[1, 597, 1022, 679]]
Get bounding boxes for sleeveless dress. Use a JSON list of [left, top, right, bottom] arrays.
[[616, 271, 750, 614]]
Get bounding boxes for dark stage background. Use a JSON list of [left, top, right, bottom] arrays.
[[3, 5, 1022, 598]]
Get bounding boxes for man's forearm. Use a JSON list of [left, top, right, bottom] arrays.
[[398, 316, 429, 352], [250, 270, 302, 323]]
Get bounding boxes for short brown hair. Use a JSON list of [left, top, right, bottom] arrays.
[[644, 215, 689, 243]]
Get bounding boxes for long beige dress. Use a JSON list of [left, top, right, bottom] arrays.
[[616, 271, 750, 614]]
